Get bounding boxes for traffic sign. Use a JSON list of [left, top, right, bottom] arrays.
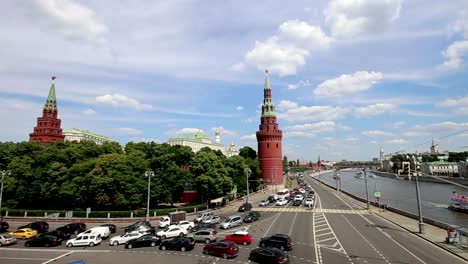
[[374, 191, 381, 198]]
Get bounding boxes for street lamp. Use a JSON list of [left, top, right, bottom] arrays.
[[363, 167, 370, 209], [244, 168, 251, 203], [408, 155, 425, 234], [145, 170, 154, 222], [0, 170, 10, 216]]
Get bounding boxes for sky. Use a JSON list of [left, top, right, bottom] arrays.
[[1, 0, 467, 161]]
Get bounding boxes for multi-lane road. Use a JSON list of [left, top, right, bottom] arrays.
[[0, 175, 466, 264]]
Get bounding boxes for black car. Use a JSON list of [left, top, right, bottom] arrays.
[[292, 200, 302, 206], [0, 221, 9, 232], [243, 211, 261, 223], [159, 237, 195, 252], [125, 234, 160, 249], [100, 224, 116, 234], [267, 196, 276, 203], [238, 203, 252, 212], [18, 221, 49, 233], [125, 221, 152, 233], [41, 230, 69, 240], [192, 223, 217, 233], [56, 223, 86, 236], [25, 235, 61, 248], [259, 234, 293, 251], [249, 247, 289, 264]]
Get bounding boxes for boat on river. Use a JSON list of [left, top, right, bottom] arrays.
[[448, 194, 468, 213], [368, 173, 376, 178]]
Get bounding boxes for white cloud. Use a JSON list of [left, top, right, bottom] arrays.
[[285, 121, 338, 135], [116, 127, 143, 135], [131, 138, 161, 143], [165, 128, 202, 137], [211, 127, 237, 137], [236, 106, 244, 111], [278, 20, 333, 49], [404, 122, 468, 136], [370, 140, 378, 144], [324, 0, 402, 38], [345, 137, 358, 142], [407, 111, 446, 117], [285, 131, 317, 139], [278, 103, 350, 122], [448, 10, 468, 39], [402, 131, 431, 137], [354, 103, 397, 118], [82, 108, 96, 115], [96, 94, 152, 111], [243, 118, 255, 123], [277, 100, 299, 111], [32, 0, 108, 44], [230, 63, 245, 72], [386, 139, 407, 144], [314, 71, 383, 98], [392, 121, 406, 129], [240, 134, 257, 141], [437, 95, 468, 115], [288, 80, 311, 90], [340, 125, 353, 131], [439, 40, 468, 70], [362, 130, 394, 137]]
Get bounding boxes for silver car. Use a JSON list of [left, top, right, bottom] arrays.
[[202, 215, 221, 224], [0, 233, 17, 246], [189, 229, 217, 243]]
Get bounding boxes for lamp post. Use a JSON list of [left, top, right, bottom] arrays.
[[145, 170, 154, 222], [244, 168, 251, 203], [409, 155, 425, 234], [0, 170, 10, 217], [364, 167, 370, 209]]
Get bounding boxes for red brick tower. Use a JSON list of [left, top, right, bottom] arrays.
[[256, 70, 283, 188], [29, 76, 65, 143]]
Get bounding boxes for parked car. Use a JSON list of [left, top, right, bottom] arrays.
[[159, 237, 195, 252], [293, 199, 302, 206], [267, 195, 276, 203], [0, 222, 9, 232], [238, 203, 252, 212], [66, 233, 101, 247], [56, 223, 86, 236], [100, 224, 116, 234], [201, 215, 221, 224], [18, 221, 49, 233], [249, 247, 289, 263], [41, 230, 69, 240], [25, 235, 61, 247], [175, 220, 195, 232], [225, 231, 253, 245], [192, 223, 217, 233], [10, 228, 37, 239], [110, 231, 144, 246], [188, 228, 217, 243], [294, 194, 304, 201], [78, 227, 110, 239], [0, 233, 16, 246], [220, 215, 243, 229], [259, 200, 269, 206], [203, 240, 239, 259], [276, 199, 288, 206], [125, 234, 160, 249], [124, 221, 152, 233], [243, 211, 261, 223], [156, 226, 187, 240], [259, 234, 293, 251], [194, 212, 214, 223]]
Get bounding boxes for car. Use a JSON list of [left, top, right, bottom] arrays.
[[56, 223, 86, 236], [192, 223, 217, 233], [18, 221, 49, 233], [188, 228, 217, 243], [259, 234, 293, 251], [159, 237, 195, 252], [0, 233, 17, 246], [292, 199, 302, 206], [125, 234, 160, 249], [41, 230, 69, 240], [249, 247, 289, 264], [25, 235, 61, 247], [202, 215, 221, 224], [238, 203, 252, 212], [220, 215, 243, 229], [110, 231, 145, 246], [294, 194, 304, 201], [0, 222, 9, 232], [175, 220, 195, 232], [243, 211, 261, 223], [304, 198, 314, 207], [259, 200, 269, 206], [267, 195, 276, 203], [78, 227, 111, 239], [195, 212, 214, 223], [100, 224, 116, 234], [156, 226, 187, 240], [225, 231, 253, 245], [10, 228, 37, 239], [203, 240, 239, 259], [66, 233, 101, 247], [276, 198, 288, 206], [124, 221, 152, 233]]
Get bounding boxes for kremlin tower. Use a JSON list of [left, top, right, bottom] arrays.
[[29, 77, 65, 143], [256, 70, 283, 188]]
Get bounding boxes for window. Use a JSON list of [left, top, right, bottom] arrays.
[[267, 143, 269, 148], [276, 143, 278, 148]]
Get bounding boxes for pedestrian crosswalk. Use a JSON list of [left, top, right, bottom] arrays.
[[254, 207, 369, 214]]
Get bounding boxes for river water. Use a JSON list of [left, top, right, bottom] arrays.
[[316, 169, 468, 228]]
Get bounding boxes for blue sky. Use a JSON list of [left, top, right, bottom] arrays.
[[1, 0, 467, 161]]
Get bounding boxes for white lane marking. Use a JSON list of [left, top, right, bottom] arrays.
[[42, 251, 74, 264], [316, 232, 333, 237], [288, 212, 299, 236], [0, 248, 111, 253], [263, 212, 281, 237], [0, 257, 49, 261], [312, 203, 320, 264]]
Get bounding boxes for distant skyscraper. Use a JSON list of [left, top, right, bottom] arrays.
[[29, 77, 65, 143], [256, 70, 283, 187]]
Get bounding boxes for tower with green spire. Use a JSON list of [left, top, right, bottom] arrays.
[[256, 70, 283, 188], [29, 76, 65, 143]]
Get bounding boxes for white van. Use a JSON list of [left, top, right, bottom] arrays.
[[195, 212, 214, 223], [220, 215, 243, 229], [66, 233, 102, 247], [78, 226, 111, 239]]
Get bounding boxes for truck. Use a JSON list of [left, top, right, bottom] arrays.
[[158, 211, 187, 228]]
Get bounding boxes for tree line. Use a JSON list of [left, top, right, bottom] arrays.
[[0, 141, 260, 211]]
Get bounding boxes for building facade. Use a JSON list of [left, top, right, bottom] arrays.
[[167, 130, 239, 156], [420, 161, 459, 176], [63, 128, 115, 145], [29, 77, 65, 143], [459, 162, 468, 178], [256, 70, 283, 187]]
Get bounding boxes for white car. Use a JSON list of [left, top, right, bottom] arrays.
[[157, 226, 187, 239], [276, 198, 288, 206], [109, 231, 144, 246], [176, 220, 195, 231], [304, 198, 314, 207], [294, 194, 304, 201], [259, 200, 269, 206], [202, 215, 221, 224], [78, 227, 111, 239], [66, 233, 102, 247]]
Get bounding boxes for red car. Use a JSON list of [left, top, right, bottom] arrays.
[[225, 231, 253, 245], [203, 240, 239, 259]]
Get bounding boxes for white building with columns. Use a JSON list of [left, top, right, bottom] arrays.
[[167, 130, 239, 157]]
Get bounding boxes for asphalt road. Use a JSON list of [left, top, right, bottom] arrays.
[[0, 175, 466, 264]]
